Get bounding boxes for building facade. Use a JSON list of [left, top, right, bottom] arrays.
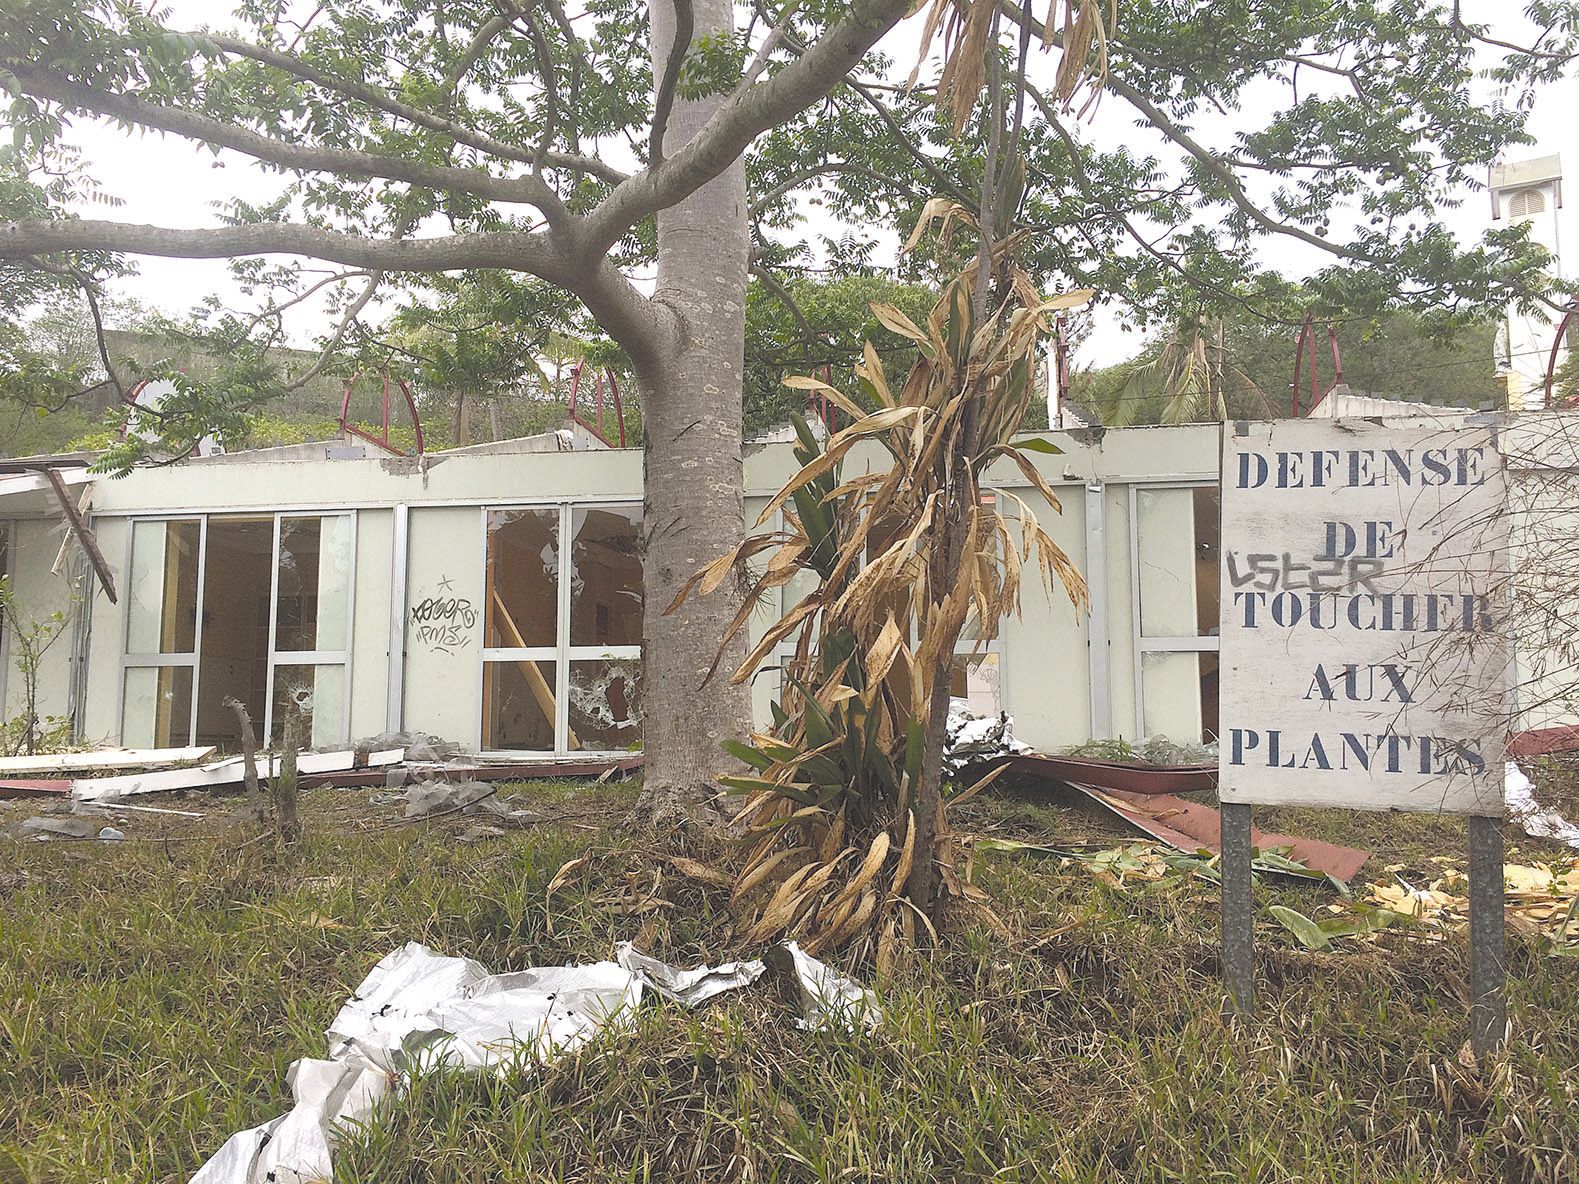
[[5, 416, 1572, 759]]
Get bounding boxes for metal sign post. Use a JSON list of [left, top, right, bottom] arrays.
[[1468, 814, 1507, 1054], [1220, 801, 1255, 1014]]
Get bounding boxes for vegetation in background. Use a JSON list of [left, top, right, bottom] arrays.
[[743, 274, 938, 438], [1073, 305, 1502, 426]]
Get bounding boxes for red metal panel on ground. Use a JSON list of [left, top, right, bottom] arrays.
[[0, 779, 73, 798], [1509, 726, 1579, 758], [1065, 783, 1371, 882]]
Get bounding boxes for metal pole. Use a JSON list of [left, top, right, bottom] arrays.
[[1468, 814, 1507, 1055], [1220, 800, 1255, 1014]]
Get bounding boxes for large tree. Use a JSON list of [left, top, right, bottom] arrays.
[[0, 0, 930, 822], [1, 0, 1574, 824]]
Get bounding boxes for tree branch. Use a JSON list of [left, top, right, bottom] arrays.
[[842, 77, 976, 207], [751, 259, 823, 344], [440, 11, 515, 104], [750, 160, 926, 215], [5, 62, 571, 218], [524, 12, 562, 173], [649, 0, 695, 164], [1001, 0, 1377, 266], [194, 32, 627, 183], [585, 0, 916, 254]]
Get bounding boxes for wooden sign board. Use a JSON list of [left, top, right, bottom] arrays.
[[1218, 418, 1512, 814]]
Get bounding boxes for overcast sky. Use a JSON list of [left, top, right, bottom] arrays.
[[55, 0, 1579, 369]]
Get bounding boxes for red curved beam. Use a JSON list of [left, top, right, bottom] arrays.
[[1543, 301, 1579, 410]]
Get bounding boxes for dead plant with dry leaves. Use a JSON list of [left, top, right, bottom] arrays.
[[670, 218, 1090, 970]]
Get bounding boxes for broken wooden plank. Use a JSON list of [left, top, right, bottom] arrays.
[[43, 466, 116, 604], [0, 745, 216, 776], [73, 750, 359, 801]]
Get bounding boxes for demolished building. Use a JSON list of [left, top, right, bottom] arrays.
[[2, 414, 1576, 760]]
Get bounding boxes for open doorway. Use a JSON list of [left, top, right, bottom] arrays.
[[194, 517, 273, 747]]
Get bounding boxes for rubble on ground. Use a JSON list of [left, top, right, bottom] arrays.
[[944, 702, 1027, 776], [353, 730, 462, 763], [401, 779, 540, 823]]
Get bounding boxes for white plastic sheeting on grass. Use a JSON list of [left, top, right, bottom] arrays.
[[1507, 761, 1579, 850], [775, 941, 883, 1033], [191, 940, 876, 1183], [614, 942, 767, 1005]]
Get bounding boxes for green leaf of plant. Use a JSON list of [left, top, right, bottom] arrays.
[[1269, 905, 1332, 951]]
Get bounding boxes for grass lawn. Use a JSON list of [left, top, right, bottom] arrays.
[[1, 776, 1575, 1183]]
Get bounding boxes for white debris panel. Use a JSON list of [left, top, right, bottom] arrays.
[[1507, 761, 1579, 850], [191, 940, 878, 1183]]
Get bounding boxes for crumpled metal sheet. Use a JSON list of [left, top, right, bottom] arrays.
[[615, 942, 766, 1005], [774, 941, 882, 1033], [190, 940, 876, 1183], [1507, 761, 1579, 850], [944, 705, 1029, 777]]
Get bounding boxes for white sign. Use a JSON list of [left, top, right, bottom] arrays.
[[1219, 418, 1511, 814]]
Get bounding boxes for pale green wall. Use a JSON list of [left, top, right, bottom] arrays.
[[1, 517, 82, 734]]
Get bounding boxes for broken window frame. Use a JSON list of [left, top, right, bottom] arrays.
[[1129, 481, 1221, 742], [118, 512, 358, 748], [478, 501, 643, 757]]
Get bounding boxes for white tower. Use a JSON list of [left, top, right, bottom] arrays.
[[1489, 154, 1563, 411]]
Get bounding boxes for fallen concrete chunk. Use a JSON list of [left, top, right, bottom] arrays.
[[402, 779, 504, 819], [98, 826, 126, 841], [354, 731, 460, 763]]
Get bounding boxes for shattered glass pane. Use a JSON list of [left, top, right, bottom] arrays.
[[486, 509, 558, 648], [568, 659, 643, 751], [1137, 486, 1220, 638], [483, 659, 556, 751], [276, 516, 353, 651], [949, 651, 1001, 716], [271, 664, 345, 747], [1141, 650, 1219, 744], [569, 506, 642, 646]]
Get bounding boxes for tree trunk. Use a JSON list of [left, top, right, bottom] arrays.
[[632, 0, 753, 827]]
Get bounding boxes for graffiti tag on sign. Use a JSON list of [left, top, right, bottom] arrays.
[[411, 589, 476, 654]]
